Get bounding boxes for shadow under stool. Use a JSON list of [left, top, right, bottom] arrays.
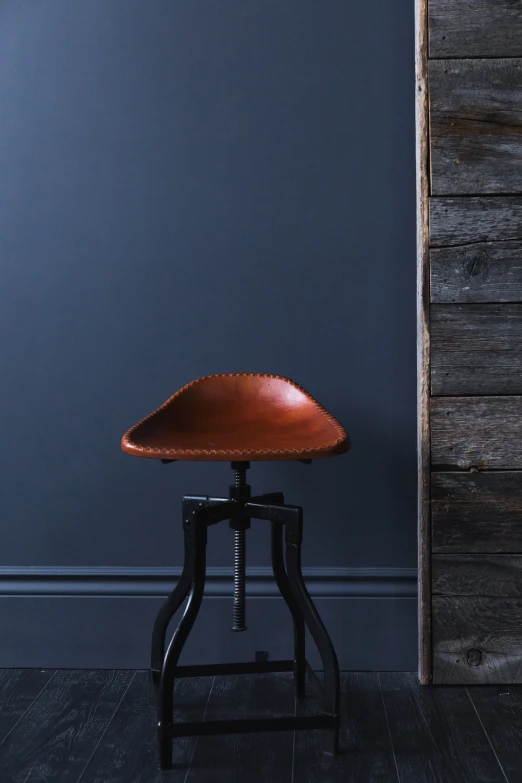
[[121, 373, 350, 769]]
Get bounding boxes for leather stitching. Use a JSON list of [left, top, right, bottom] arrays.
[[122, 373, 349, 457]]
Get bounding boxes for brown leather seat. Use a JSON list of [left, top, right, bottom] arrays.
[[121, 373, 350, 462]]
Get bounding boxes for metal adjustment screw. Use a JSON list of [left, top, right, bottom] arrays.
[[232, 463, 248, 631], [232, 529, 247, 631]]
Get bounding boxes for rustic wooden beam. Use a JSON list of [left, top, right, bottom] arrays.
[[416, 0, 431, 685], [433, 554, 522, 596], [429, 59, 522, 195], [426, 0, 522, 690], [429, 0, 522, 59], [431, 304, 522, 395], [432, 472, 522, 553], [430, 197, 522, 307], [431, 396, 522, 471], [430, 197, 522, 247], [433, 554, 522, 684], [432, 593, 522, 684], [431, 241, 522, 304]]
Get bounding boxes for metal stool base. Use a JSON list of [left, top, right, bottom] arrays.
[[150, 466, 340, 770]]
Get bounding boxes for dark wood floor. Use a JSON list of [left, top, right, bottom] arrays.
[[0, 669, 520, 782]]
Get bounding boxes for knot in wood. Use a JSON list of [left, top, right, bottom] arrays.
[[466, 648, 482, 667]]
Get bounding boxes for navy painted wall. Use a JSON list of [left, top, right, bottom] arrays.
[[0, 1, 416, 665]]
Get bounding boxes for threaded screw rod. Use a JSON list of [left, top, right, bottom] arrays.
[[234, 463, 248, 489], [232, 529, 247, 631], [231, 462, 248, 632]]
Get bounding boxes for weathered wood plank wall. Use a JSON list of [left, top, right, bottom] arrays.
[[432, 473, 522, 553], [431, 305, 522, 394], [432, 594, 522, 684], [430, 198, 522, 246], [429, 59, 522, 194], [419, 0, 522, 684], [431, 244, 522, 304], [429, 0, 522, 58], [431, 397, 522, 471], [433, 553, 522, 683]]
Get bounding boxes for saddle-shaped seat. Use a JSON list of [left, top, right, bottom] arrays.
[[121, 373, 350, 462]]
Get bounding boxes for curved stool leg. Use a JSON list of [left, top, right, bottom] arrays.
[[285, 532, 340, 755], [151, 526, 193, 674], [271, 521, 306, 698], [158, 520, 207, 769]]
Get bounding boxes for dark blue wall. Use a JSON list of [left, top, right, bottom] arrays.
[[0, 0, 417, 668]]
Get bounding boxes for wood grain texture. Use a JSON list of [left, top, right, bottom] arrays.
[[429, 0, 522, 59], [416, 0, 432, 686], [430, 197, 522, 247], [431, 396, 522, 470], [429, 59, 522, 195], [0, 669, 55, 746], [432, 471, 522, 553], [380, 672, 449, 782], [381, 672, 449, 781], [431, 304, 522, 395], [381, 672, 505, 782], [187, 726, 293, 783], [433, 596, 522, 683], [293, 672, 399, 782], [186, 673, 293, 783], [431, 242, 522, 303], [0, 669, 133, 783], [467, 685, 522, 781], [80, 673, 214, 783], [433, 554, 522, 597], [2, 670, 521, 780], [204, 672, 294, 716]]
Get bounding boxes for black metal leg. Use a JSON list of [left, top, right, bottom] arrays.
[[150, 526, 193, 675], [151, 495, 230, 679], [271, 521, 306, 699], [158, 518, 208, 769], [285, 532, 340, 755]]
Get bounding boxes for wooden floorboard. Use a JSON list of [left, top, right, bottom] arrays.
[[379, 672, 448, 783], [185, 724, 293, 783], [396, 672, 505, 782], [293, 671, 399, 783], [0, 669, 55, 746], [1, 670, 522, 782], [79, 672, 214, 783], [185, 673, 294, 782], [203, 671, 295, 715], [379, 671, 505, 782], [467, 684, 522, 783], [0, 669, 133, 783]]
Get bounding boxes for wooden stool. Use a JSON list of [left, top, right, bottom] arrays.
[[121, 373, 350, 769]]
